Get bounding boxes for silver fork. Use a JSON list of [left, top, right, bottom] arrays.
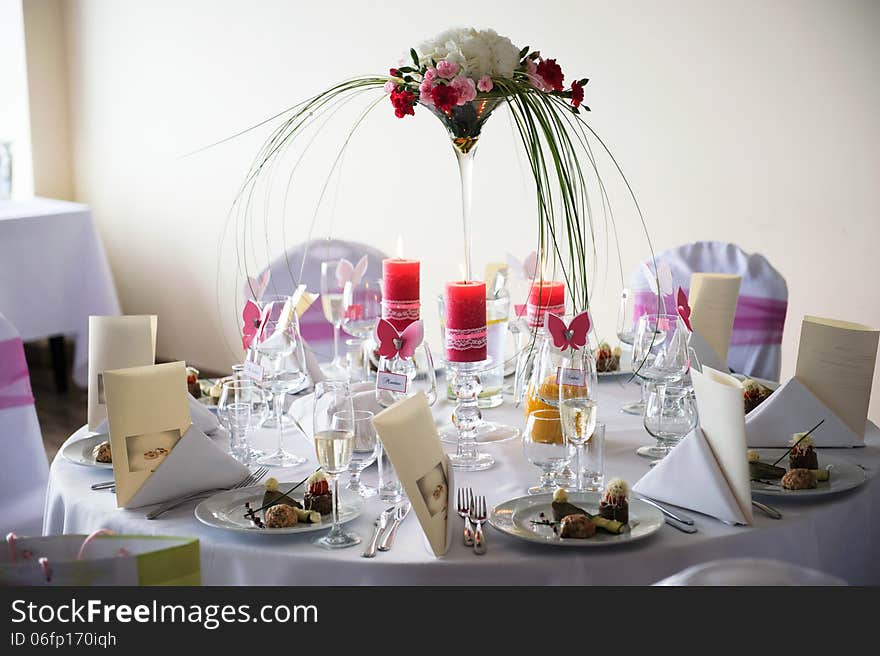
[[146, 466, 268, 520], [470, 495, 487, 555], [457, 487, 474, 546]]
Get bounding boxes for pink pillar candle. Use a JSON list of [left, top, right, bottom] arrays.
[[526, 280, 566, 328], [444, 281, 487, 362], [382, 258, 420, 330]]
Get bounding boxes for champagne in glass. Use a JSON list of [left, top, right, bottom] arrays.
[[314, 429, 354, 474], [320, 260, 348, 379], [321, 293, 344, 325]]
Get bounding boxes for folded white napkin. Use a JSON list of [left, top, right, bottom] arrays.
[[653, 558, 846, 586], [688, 330, 729, 373], [94, 393, 220, 436], [745, 376, 865, 447], [633, 427, 750, 525], [124, 424, 249, 508]]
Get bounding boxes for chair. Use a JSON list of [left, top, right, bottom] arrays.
[[653, 558, 845, 586], [630, 241, 787, 380], [0, 313, 49, 536], [243, 239, 388, 362]]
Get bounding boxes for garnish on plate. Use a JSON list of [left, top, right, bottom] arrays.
[[244, 468, 319, 528], [538, 487, 627, 538]]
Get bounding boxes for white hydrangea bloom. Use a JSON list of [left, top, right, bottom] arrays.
[[415, 28, 522, 80]]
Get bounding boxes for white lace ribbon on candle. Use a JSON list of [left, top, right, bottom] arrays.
[[445, 325, 488, 352], [526, 302, 565, 328], [382, 299, 420, 323]]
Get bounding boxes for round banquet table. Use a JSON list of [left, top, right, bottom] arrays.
[[44, 377, 880, 585]]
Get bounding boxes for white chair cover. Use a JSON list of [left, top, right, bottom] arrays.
[[242, 239, 388, 363], [653, 558, 845, 586], [630, 241, 787, 380], [0, 313, 49, 536]]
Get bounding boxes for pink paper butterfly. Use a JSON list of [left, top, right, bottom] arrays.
[[547, 312, 591, 351], [246, 269, 271, 303], [506, 250, 539, 280], [241, 300, 270, 350], [335, 255, 368, 288], [676, 287, 692, 332], [375, 319, 423, 359]]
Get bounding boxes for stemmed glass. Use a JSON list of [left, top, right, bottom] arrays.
[[312, 381, 360, 549], [320, 260, 348, 380], [558, 349, 599, 491], [632, 313, 690, 458], [334, 409, 379, 498], [254, 297, 308, 468], [522, 409, 571, 494], [341, 278, 382, 382], [617, 287, 646, 415], [217, 380, 268, 464], [642, 384, 697, 459]]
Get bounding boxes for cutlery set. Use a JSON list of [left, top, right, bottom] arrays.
[[457, 487, 487, 555], [362, 501, 412, 557]]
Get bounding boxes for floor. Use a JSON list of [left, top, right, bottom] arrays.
[[24, 339, 87, 462]]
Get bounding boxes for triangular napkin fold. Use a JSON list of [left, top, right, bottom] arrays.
[[125, 425, 249, 508], [688, 329, 729, 373], [633, 427, 749, 525], [746, 376, 863, 447]]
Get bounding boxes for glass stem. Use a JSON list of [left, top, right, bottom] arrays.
[[455, 148, 476, 281], [330, 474, 341, 534], [656, 383, 666, 443], [275, 391, 285, 453], [332, 323, 340, 363], [576, 444, 584, 491]]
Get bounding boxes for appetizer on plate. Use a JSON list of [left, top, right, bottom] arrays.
[[536, 486, 628, 539], [245, 476, 323, 529], [748, 432, 831, 491], [598, 478, 629, 523], [595, 342, 622, 373], [92, 441, 112, 463], [303, 471, 333, 515], [186, 366, 201, 399], [743, 378, 773, 414]]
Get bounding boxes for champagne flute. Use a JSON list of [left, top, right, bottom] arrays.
[[558, 348, 599, 492], [312, 381, 360, 549], [341, 278, 382, 382], [320, 260, 348, 379], [254, 297, 307, 468]]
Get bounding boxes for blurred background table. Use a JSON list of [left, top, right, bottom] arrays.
[[0, 197, 120, 390]]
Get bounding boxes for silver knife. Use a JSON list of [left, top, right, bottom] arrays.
[[665, 517, 698, 534], [362, 506, 397, 558], [378, 501, 411, 551], [635, 494, 695, 525]]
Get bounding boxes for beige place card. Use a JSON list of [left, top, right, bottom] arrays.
[[87, 315, 157, 430], [796, 316, 879, 437], [103, 361, 191, 508], [372, 392, 450, 556], [689, 273, 741, 364]]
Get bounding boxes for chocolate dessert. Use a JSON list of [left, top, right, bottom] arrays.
[[747, 450, 785, 480], [559, 514, 596, 539], [93, 441, 112, 463], [788, 433, 818, 470], [186, 366, 201, 399], [595, 343, 621, 373], [550, 488, 588, 522], [303, 471, 333, 515], [262, 477, 302, 510], [265, 504, 298, 528], [743, 379, 772, 414], [598, 478, 629, 524]]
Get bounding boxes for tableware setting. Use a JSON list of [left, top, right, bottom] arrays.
[[61, 432, 114, 469]]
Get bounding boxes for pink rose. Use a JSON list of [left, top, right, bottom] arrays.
[[384, 80, 397, 94], [477, 75, 493, 92], [526, 59, 550, 92], [424, 67, 437, 82], [452, 76, 476, 104], [436, 60, 460, 79]]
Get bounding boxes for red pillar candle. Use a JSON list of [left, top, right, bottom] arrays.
[[382, 258, 420, 330], [445, 281, 487, 362], [526, 280, 566, 328]]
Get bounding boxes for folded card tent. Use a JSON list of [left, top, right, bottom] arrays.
[[0, 313, 49, 536], [630, 241, 787, 381]]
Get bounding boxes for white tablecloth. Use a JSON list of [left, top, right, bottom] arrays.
[[0, 197, 120, 386], [44, 378, 880, 585]]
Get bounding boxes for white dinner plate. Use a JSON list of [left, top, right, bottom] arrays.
[[194, 484, 363, 535], [489, 491, 664, 547], [750, 449, 867, 498], [61, 433, 113, 469]]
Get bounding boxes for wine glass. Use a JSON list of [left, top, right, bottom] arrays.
[[522, 409, 571, 495], [341, 278, 382, 382], [254, 297, 308, 468], [632, 313, 690, 458], [641, 384, 698, 459], [320, 260, 348, 380], [333, 409, 379, 498], [617, 287, 646, 415], [558, 349, 599, 491], [312, 381, 360, 549], [217, 380, 268, 464]]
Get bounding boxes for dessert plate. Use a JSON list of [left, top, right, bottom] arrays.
[[61, 433, 113, 469], [489, 492, 663, 547], [194, 484, 363, 535], [749, 449, 867, 498]]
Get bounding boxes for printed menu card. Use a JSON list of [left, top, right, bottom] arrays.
[[688, 273, 741, 365]]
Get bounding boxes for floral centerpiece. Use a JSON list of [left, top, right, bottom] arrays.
[[226, 27, 649, 319]]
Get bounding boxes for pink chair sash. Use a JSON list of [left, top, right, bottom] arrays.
[[632, 290, 786, 346], [0, 337, 35, 410]]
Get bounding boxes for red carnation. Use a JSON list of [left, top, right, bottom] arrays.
[[429, 83, 459, 113], [389, 68, 401, 77], [536, 58, 564, 91], [570, 80, 584, 108], [390, 88, 416, 118]]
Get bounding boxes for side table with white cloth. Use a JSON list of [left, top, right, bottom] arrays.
[[0, 197, 121, 389], [43, 377, 880, 585]]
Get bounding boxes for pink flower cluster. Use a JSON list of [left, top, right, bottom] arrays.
[[418, 60, 479, 113]]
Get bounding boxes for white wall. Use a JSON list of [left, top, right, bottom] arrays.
[[56, 0, 880, 418], [0, 0, 34, 198]]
